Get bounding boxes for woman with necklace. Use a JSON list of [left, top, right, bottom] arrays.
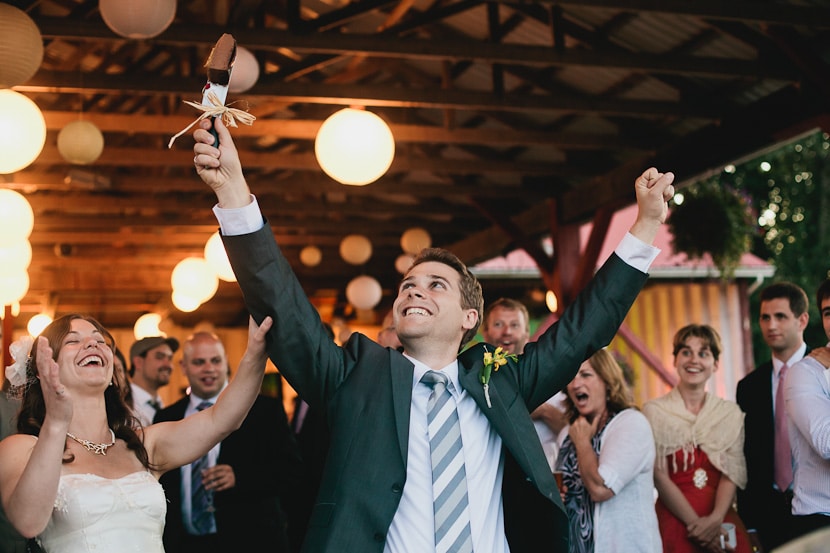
[[0, 313, 272, 553], [556, 348, 661, 552], [643, 324, 750, 553]]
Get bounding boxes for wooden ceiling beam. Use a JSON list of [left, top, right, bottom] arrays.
[[40, 111, 650, 150], [32, 18, 798, 79], [20, 71, 721, 119]]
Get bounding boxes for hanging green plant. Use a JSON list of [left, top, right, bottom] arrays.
[[667, 180, 756, 278]]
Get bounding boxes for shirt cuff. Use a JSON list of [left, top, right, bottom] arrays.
[[614, 232, 660, 273], [212, 195, 264, 236]]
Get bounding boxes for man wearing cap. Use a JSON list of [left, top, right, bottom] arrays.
[[129, 335, 179, 426]]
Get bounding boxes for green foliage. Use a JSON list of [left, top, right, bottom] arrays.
[[667, 179, 756, 278], [691, 131, 830, 365]]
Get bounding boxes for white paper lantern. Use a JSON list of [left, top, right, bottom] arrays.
[[57, 120, 105, 165], [0, 189, 34, 241], [172, 290, 201, 313], [400, 227, 431, 255], [99, 0, 177, 39], [134, 313, 163, 339], [27, 313, 52, 336], [299, 245, 322, 267], [0, 90, 46, 174], [395, 253, 414, 275], [0, 239, 32, 272], [204, 231, 236, 282], [171, 257, 218, 303], [346, 275, 382, 310], [0, 4, 44, 88], [315, 108, 395, 186], [229, 46, 260, 93], [0, 269, 29, 306], [339, 234, 372, 265]]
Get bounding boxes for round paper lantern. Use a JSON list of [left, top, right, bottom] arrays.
[[0, 269, 29, 306], [27, 313, 52, 336], [346, 275, 382, 310], [99, 0, 176, 39], [229, 46, 260, 93], [171, 256, 218, 303], [339, 234, 372, 265], [0, 189, 34, 240], [204, 231, 236, 282], [57, 120, 105, 165], [314, 108, 395, 186], [172, 290, 201, 313], [0, 239, 32, 272], [134, 312, 163, 339], [299, 245, 322, 267], [400, 227, 431, 255], [0, 4, 44, 88], [395, 253, 414, 275], [0, 90, 46, 174]]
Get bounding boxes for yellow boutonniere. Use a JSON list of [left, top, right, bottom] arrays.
[[480, 346, 517, 407]]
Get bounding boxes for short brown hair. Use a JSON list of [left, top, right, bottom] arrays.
[[408, 247, 483, 349], [672, 323, 722, 361]]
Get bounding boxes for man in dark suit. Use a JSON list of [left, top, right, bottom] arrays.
[[154, 330, 302, 553], [192, 117, 675, 553], [737, 282, 810, 551]]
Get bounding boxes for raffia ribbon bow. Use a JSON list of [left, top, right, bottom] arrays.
[[167, 91, 256, 149]]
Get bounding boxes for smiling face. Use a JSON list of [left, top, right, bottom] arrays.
[[674, 336, 718, 390], [57, 318, 114, 391], [481, 305, 530, 355], [181, 333, 228, 400], [393, 260, 478, 352], [566, 358, 608, 422]]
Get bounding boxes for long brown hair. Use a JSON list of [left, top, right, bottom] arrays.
[[18, 314, 151, 468]]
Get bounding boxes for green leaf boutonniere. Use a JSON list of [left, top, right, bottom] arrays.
[[480, 346, 517, 408]]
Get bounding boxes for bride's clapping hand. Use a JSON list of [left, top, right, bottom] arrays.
[[36, 336, 73, 422]]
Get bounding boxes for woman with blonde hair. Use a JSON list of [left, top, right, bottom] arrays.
[[556, 348, 661, 552], [643, 324, 750, 552]]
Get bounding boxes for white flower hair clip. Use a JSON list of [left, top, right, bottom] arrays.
[[5, 335, 34, 388]]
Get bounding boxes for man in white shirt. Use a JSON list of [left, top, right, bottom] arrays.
[[191, 117, 675, 553], [129, 335, 179, 426], [785, 278, 830, 538]]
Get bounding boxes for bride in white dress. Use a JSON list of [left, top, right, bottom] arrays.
[[0, 313, 273, 552]]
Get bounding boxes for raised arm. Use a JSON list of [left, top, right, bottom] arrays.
[[145, 316, 273, 474], [0, 338, 74, 537], [193, 117, 251, 209], [629, 167, 675, 245]]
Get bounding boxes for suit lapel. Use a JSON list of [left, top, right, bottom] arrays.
[[390, 352, 415, 464]]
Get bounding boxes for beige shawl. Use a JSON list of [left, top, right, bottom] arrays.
[[643, 387, 747, 489]]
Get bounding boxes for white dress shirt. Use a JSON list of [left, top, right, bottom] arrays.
[[130, 383, 163, 427], [785, 343, 830, 516]]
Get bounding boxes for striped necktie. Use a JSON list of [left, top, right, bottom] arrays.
[[190, 400, 217, 534], [421, 370, 473, 553]]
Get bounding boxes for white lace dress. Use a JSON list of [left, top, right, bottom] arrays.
[[37, 471, 166, 553]]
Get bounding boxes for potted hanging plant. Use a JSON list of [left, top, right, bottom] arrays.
[[667, 179, 756, 278]]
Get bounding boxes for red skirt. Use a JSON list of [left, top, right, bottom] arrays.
[[656, 448, 751, 553]]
